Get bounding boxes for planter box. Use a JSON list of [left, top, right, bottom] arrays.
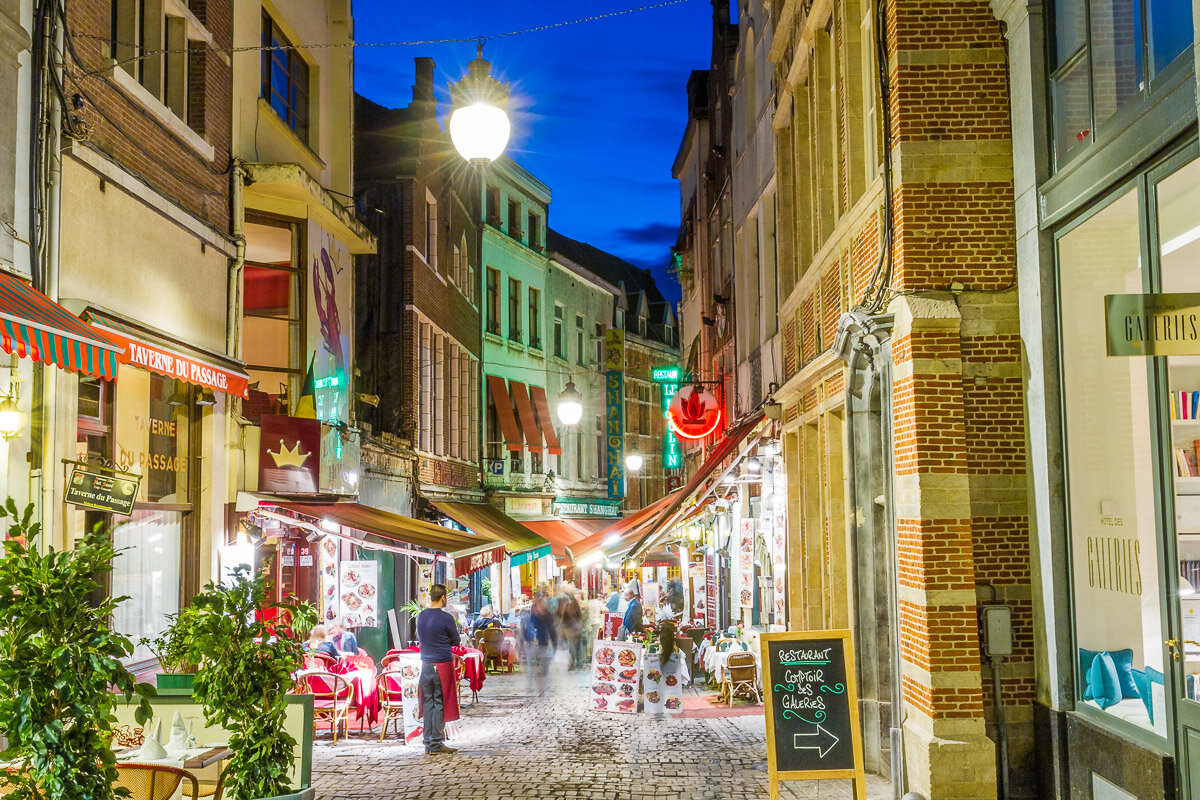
[[257, 788, 315, 800], [155, 673, 195, 694]]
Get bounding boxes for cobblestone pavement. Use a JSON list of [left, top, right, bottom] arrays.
[[312, 657, 892, 800]]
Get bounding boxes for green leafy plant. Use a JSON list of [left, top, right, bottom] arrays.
[[0, 501, 153, 800], [481, 577, 492, 603], [400, 600, 422, 617], [140, 614, 194, 673], [175, 565, 315, 799]]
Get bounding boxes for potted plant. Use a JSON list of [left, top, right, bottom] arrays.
[[175, 565, 316, 800], [0, 501, 153, 800], [143, 615, 196, 693]]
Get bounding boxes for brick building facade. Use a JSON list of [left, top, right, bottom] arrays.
[[355, 59, 483, 502], [763, 1, 1031, 797]]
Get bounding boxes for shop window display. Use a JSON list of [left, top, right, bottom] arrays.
[[1059, 186, 1165, 734]]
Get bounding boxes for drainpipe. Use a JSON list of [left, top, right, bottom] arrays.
[[33, 3, 64, 550], [226, 160, 246, 519]]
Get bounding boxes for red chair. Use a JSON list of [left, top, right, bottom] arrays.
[[377, 669, 407, 742], [296, 669, 352, 743], [309, 651, 336, 669], [381, 650, 402, 669]]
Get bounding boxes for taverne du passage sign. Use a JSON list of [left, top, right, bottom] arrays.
[[760, 630, 865, 800]]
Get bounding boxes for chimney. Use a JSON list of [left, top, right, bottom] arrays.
[[412, 57, 435, 121]]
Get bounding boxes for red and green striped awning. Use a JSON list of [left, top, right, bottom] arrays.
[[0, 272, 121, 379]]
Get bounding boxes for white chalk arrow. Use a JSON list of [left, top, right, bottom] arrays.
[[794, 724, 840, 758]]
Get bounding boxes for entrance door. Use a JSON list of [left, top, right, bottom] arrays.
[[1150, 145, 1200, 796]]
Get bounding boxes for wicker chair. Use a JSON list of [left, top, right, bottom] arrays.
[[377, 668, 407, 742], [115, 764, 199, 800], [309, 651, 337, 669], [475, 628, 510, 673], [380, 649, 405, 669], [296, 669, 353, 743], [720, 651, 761, 707]]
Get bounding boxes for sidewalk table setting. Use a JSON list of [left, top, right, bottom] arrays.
[[329, 653, 381, 729], [703, 642, 758, 685]]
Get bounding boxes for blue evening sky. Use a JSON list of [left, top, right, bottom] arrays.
[[352, 1, 718, 304]]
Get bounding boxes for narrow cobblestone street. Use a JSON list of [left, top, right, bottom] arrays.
[[313, 659, 892, 800]]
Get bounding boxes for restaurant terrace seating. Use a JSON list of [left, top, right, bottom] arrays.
[[297, 669, 353, 743], [115, 764, 200, 800], [475, 628, 510, 673], [720, 651, 761, 707], [377, 668, 406, 742]]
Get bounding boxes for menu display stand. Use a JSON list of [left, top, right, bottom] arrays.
[[759, 629, 865, 800]]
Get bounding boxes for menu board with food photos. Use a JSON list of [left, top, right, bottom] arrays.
[[589, 639, 643, 714], [391, 652, 424, 743], [320, 537, 340, 624], [642, 652, 684, 715], [338, 559, 380, 628]]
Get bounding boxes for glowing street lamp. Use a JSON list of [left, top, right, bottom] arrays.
[[625, 453, 643, 471], [449, 42, 511, 166], [557, 378, 583, 426], [0, 396, 22, 440]]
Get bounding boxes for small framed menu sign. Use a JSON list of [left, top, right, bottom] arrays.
[[760, 630, 865, 800]]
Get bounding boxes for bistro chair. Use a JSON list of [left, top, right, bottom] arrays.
[[115, 764, 199, 800], [675, 636, 697, 686], [716, 637, 739, 652], [296, 669, 352, 743], [721, 651, 761, 707], [476, 628, 510, 673], [308, 651, 337, 669], [381, 649, 404, 669], [377, 668, 406, 742]]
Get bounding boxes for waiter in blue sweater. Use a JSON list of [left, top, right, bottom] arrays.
[[416, 583, 460, 754]]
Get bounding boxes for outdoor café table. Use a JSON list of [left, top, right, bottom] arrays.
[[704, 645, 758, 686], [115, 745, 231, 798], [330, 656, 380, 727], [400, 645, 487, 693]]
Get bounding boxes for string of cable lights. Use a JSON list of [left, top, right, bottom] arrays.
[[70, 0, 695, 80]]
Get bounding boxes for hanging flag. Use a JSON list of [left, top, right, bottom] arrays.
[[294, 354, 317, 419]]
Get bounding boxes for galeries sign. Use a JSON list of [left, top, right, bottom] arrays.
[[1105, 293, 1200, 356]]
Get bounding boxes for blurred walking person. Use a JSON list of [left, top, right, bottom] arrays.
[[557, 587, 585, 669], [527, 592, 558, 695]]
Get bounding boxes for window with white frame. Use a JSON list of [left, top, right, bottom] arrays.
[[110, 0, 211, 126], [434, 333, 445, 455], [419, 323, 432, 452], [553, 304, 566, 359], [576, 314, 586, 366], [260, 11, 310, 143], [449, 345, 460, 459]]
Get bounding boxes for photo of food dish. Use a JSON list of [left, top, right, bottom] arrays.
[[324, 564, 336, 577], [646, 691, 661, 704], [594, 697, 608, 710], [617, 699, 636, 712], [664, 674, 678, 687], [403, 685, 417, 699], [618, 668, 638, 681], [596, 647, 615, 665], [401, 664, 420, 679], [645, 669, 661, 683], [358, 583, 376, 598], [364, 616, 376, 627], [619, 684, 634, 697], [596, 666, 615, 681], [341, 593, 363, 611], [664, 696, 681, 710], [740, 589, 753, 605], [617, 649, 636, 667], [326, 609, 337, 620], [593, 683, 616, 695], [342, 570, 360, 587]]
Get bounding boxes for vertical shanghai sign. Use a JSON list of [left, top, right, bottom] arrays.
[[604, 328, 625, 499]]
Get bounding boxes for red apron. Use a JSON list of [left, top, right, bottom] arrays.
[[417, 660, 460, 724]]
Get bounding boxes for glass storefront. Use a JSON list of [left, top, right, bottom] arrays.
[[75, 367, 197, 663], [1059, 147, 1200, 756]]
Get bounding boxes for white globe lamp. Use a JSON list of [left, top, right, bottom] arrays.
[[449, 43, 511, 167], [557, 378, 583, 426]]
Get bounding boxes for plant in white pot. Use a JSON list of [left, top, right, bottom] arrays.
[[175, 565, 316, 800]]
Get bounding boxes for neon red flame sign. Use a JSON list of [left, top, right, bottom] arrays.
[[667, 385, 723, 440]]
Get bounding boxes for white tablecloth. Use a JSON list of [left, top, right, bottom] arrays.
[[703, 646, 759, 684]]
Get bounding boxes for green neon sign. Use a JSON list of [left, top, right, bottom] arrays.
[[651, 364, 683, 383]]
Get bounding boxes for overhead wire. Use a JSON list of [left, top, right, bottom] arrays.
[[70, 0, 696, 79]]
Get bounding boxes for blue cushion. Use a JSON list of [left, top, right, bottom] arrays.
[[1079, 648, 1100, 684], [1107, 649, 1140, 699], [1131, 668, 1152, 722], [1087, 652, 1122, 710]]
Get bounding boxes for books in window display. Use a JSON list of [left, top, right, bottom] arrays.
[[1173, 440, 1200, 478], [1172, 391, 1200, 421]]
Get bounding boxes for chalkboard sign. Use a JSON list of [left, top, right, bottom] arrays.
[[760, 630, 865, 799]]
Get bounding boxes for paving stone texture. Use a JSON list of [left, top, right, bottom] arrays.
[[313, 658, 892, 800]]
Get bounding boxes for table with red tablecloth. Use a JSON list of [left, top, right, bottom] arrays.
[[330, 657, 380, 726], [395, 645, 486, 694]]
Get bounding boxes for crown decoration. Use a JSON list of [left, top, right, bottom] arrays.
[[269, 438, 311, 469]]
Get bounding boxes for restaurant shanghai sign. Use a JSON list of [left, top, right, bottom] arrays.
[[605, 328, 625, 500]]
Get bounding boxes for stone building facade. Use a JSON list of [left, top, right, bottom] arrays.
[[764, 1, 1031, 798]]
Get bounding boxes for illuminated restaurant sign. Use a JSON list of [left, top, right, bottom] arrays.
[[668, 385, 722, 440], [651, 364, 683, 469], [604, 329, 625, 500]]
